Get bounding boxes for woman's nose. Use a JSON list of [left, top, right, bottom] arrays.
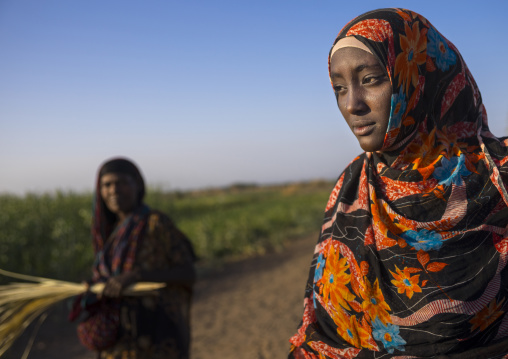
[[345, 85, 368, 115], [109, 183, 119, 194]]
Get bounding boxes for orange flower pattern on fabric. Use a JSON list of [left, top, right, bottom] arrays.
[[390, 266, 422, 299], [331, 310, 377, 350], [469, 298, 505, 332], [359, 278, 391, 324], [317, 243, 355, 311], [395, 21, 427, 94], [395, 22, 427, 93]]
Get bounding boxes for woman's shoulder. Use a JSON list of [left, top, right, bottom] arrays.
[[145, 209, 191, 243], [144, 209, 180, 239], [146, 209, 174, 229], [144, 209, 197, 261]]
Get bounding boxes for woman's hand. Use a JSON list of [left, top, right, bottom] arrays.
[[102, 271, 140, 298]]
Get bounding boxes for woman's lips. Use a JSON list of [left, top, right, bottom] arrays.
[[106, 197, 120, 207], [353, 123, 375, 136]]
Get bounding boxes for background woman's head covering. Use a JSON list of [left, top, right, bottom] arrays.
[[98, 157, 146, 202], [328, 8, 487, 153], [92, 157, 146, 253]]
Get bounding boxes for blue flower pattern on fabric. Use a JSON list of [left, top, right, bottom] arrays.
[[427, 27, 457, 71], [313, 253, 326, 308], [314, 253, 325, 282], [388, 87, 407, 130], [400, 229, 443, 251], [433, 154, 471, 187], [372, 317, 406, 354]]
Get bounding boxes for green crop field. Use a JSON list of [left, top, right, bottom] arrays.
[[0, 180, 334, 282]]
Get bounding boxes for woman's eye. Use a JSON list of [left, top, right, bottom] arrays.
[[333, 85, 346, 94], [363, 75, 386, 85], [363, 76, 377, 84]]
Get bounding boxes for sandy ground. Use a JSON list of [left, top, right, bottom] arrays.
[[4, 235, 317, 359]]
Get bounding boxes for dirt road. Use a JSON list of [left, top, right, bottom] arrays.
[[4, 235, 317, 359]]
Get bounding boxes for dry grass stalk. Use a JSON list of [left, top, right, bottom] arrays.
[[0, 268, 165, 357]]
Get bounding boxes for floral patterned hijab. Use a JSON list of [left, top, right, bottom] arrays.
[[290, 8, 508, 358]]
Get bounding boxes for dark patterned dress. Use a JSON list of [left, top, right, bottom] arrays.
[[98, 210, 195, 359]]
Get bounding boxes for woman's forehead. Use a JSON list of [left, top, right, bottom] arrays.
[[330, 47, 383, 78], [100, 172, 135, 182]]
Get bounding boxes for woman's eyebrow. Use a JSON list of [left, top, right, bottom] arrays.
[[330, 63, 383, 79], [355, 63, 383, 72]]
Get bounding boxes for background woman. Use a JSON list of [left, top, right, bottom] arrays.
[[289, 8, 508, 358], [71, 157, 196, 359]]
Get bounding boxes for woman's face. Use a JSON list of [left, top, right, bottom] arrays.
[[100, 172, 139, 220], [330, 46, 392, 152]]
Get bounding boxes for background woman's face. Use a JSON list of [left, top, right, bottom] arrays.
[[330, 46, 392, 152], [100, 172, 139, 219]]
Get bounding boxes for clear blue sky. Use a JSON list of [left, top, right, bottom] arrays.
[[1, 0, 507, 194]]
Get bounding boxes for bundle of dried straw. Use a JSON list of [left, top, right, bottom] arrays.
[[0, 268, 165, 358]]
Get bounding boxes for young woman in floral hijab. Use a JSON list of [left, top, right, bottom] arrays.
[[289, 8, 508, 358]]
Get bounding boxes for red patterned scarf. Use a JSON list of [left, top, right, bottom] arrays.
[[92, 204, 150, 282]]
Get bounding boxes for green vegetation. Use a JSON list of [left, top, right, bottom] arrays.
[[0, 180, 333, 282]]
